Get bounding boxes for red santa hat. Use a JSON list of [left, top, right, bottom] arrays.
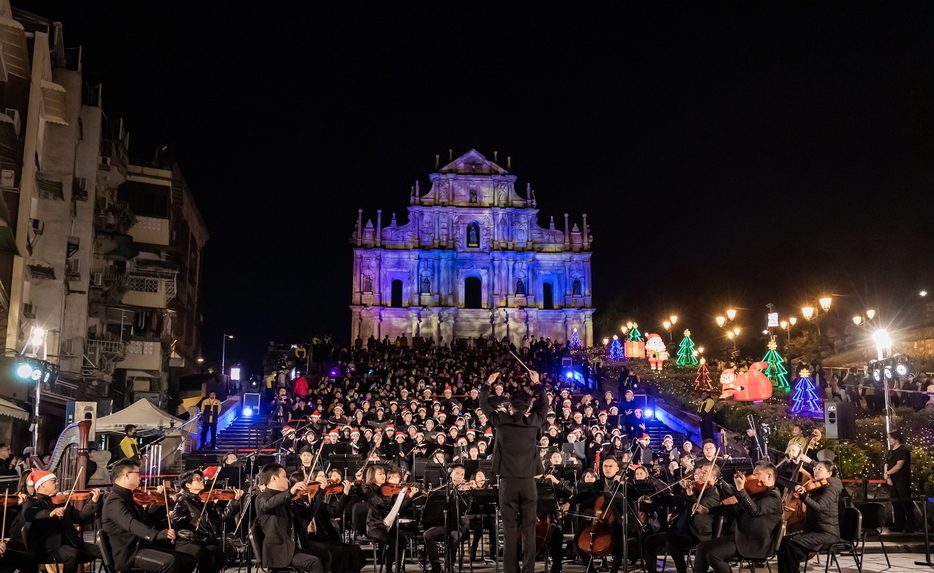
[[456, 437, 468, 445], [332, 404, 344, 412], [466, 428, 476, 435], [350, 429, 360, 436], [484, 428, 493, 437], [444, 386, 452, 392], [385, 424, 395, 431], [598, 410, 608, 416], [328, 430, 339, 437], [663, 434, 673, 442], [310, 411, 321, 418], [563, 399, 572, 406], [282, 426, 295, 433], [27, 470, 56, 489], [415, 432, 425, 439]]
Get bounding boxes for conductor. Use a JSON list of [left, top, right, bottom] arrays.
[[480, 370, 549, 573]]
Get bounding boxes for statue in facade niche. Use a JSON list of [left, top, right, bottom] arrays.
[[516, 279, 526, 295], [363, 275, 373, 292], [469, 187, 477, 203]]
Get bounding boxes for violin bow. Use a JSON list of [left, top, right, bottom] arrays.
[[691, 448, 720, 516], [62, 467, 83, 508], [1, 491, 8, 540], [196, 466, 223, 527], [163, 479, 174, 543]]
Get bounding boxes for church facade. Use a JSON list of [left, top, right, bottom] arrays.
[[350, 150, 595, 346]]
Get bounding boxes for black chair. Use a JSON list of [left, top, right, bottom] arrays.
[[856, 502, 890, 569], [96, 529, 147, 573], [22, 522, 61, 568], [249, 523, 298, 573], [734, 519, 784, 573], [804, 507, 862, 573]]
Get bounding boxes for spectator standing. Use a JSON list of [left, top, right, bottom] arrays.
[[884, 431, 914, 532], [200, 391, 222, 450]]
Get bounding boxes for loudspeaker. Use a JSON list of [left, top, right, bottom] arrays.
[[824, 401, 856, 440], [66, 401, 98, 440]]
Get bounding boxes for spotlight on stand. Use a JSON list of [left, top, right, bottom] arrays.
[[869, 361, 883, 383], [241, 407, 253, 417], [893, 354, 911, 377]]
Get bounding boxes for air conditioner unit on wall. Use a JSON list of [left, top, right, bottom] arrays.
[[91, 272, 103, 287], [4, 108, 20, 136], [22, 303, 35, 318]]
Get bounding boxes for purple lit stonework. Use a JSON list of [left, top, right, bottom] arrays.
[[350, 149, 595, 346]]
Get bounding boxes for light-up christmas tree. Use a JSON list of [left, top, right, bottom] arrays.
[[790, 368, 823, 415], [694, 358, 713, 391], [609, 335, 624, 360], [676, 329, 699, 367], [762, 337, 789, 390], [569, 328, 582, 349]]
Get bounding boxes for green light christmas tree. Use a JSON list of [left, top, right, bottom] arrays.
[[676, 329, 699, 367], [762, 337, 789, 390]]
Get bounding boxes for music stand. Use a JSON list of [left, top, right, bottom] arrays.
[[424, 463, 444, 487], [328, 454, 362, 479], [412, 457, 432, 482]]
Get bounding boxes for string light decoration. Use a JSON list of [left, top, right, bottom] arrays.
[[694, 358, 713, 392], [569, 328, 582, 349], [676, 329, 700, 367], [762, 337, 789, 390], [609, 335, 624, 360], [790, 368, 823, 415]]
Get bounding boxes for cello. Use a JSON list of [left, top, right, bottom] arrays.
[[577, 490, 620, 557], [781, 461, 811, 534]]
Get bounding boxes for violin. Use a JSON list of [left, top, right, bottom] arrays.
[[199, 490, 239, 502], [49, 490, 97, 505], [0, 494, 22, 507], [692, 481, 706, 495], [324, 480, 346, 495], [793, 477, 829, 498], [721, 473, 769, 505], [380, 483, 421, 496], [291, 482, 321, 501]]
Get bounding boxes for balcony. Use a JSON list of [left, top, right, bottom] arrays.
[[127, 216, 170, 246], [118, 340, 162, 371], [122, 270, 177, 308], [99, 119, 129, 185]]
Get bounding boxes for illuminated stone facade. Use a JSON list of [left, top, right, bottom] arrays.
[[350, 150, 594, 346]]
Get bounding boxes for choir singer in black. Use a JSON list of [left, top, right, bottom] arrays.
[[480, 370, 548, 573]]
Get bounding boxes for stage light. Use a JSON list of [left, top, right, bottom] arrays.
[[230, 367, 241, 381], [242, 407, 253, 417], [871, 367, 882, 383], [894, 355, 911, 377], [883, 364, 893, 380], [16, 363, 33, 379], [643, 408, 653, 419], [895, 363, 909, 377]]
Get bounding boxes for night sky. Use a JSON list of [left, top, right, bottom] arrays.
[[17, 2, 934, 371]]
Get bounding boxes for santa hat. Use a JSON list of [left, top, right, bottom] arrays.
[[469, 388, 479, 394], [389, 401, 398, 406], [563, 399, 572, 406], [456, 437, 468, 445], [333, 405, 344, 412], [466, 428, 476, 435], [598, 410, 608, 416], [395, 433, 406, 440], [546, 410, 557, 417], [310, 411, 321, 418], [663, 435, 673, 442], [592, 428, 605, 436], [385, 424, 395, 431], [328, 430, 339, 437], [28, 470, 55, 489], [640, 433, 651, 441], [484, 428, 493, 437], [283, 426, 295, 433], [350, 429, 361, 436], [444, 386, 452, 392], [415, 431, 425, 439], [549, 425, 560, 431]]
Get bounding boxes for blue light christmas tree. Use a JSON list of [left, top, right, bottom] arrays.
[[762, 337, 790, 391], [676, 329, 699, 367], [790, 368, 823, 415], [609, 335, 624, 360], [569, 328, 582, 349]]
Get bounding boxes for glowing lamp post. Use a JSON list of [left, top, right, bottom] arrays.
[[663, 320, 672, 342], [852, 316, 862, 326], [715, 316, 726, 328], [726, 309, 737, 321]]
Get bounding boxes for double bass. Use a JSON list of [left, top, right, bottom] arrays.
[[781, 462, 811, 534]]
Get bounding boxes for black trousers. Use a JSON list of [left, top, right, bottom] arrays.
[[289, 550, 325, 573], [369, 525, 406, 572], [52, 543, 102, 573], [693, 536, 737, 573], [777, 532, 839, 573], [644, 531, 696, 573], [201, 420, 217, 448], [133, 547, 199, 573], [469, 512, 496, 558], [499, 476, 537, 573], [424, 523, 466, 564], [890, 481, 915, 530], [176, 540, 225, 573]]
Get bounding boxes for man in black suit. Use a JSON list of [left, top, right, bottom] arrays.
[[694, 461, 782, 573], [21, 470, 102, 573], [102, 459, 197, 573], [777, 461, 843, 573], [480, 370, 548, 573], [254, 463, 326, 573]]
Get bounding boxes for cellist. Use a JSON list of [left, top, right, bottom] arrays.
[[560, 457, 629, 573], [693, 462, 782, 573], [776, 461, 842, 573], [643, 462, 720, 573]]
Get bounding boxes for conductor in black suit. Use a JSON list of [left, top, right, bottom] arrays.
[[480, 370, 548, 573], [693, 461, 783, 573]]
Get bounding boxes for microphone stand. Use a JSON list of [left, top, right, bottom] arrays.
[[436, 463, 469, 573]]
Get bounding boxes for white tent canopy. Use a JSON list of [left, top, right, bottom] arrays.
[[95, 399, 186, 433]]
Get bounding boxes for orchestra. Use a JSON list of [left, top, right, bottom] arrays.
[[3, 353, 856, 573]]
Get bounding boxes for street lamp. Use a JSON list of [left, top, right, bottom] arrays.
[[865, 309, 875, 320], [802, 295, 832, 382], [221, 334, 234, 376], [733, 327, 741, 336], [789, 317, 797, 327], [715, 316, 726, 328], [663, 320, 672, 342], [696, 346, 704, 354], [872, 329, 893, 433], [726, 309, 737, 321], [852, 316, 862, 326], [669, 316, 678, 326]]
